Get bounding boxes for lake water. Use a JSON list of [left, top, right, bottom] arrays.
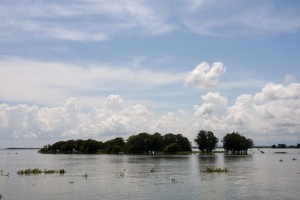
[[1, 148, 300, 200]]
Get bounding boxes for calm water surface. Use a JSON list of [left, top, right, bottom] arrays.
[[1, 149, 300, 200]]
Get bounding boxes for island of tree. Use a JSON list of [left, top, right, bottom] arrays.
[[40, 132, 191, 154], [40, 131, 258, 155]]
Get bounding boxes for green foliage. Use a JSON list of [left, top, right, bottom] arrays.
[[125, 133, 150, 154], [17, 168, 66, 175], [145, 133, 163, 153], [201, 167, 228, 173], [39, 132, 191, 155], [40, 139, 104, 154], [194, 130, 218, 153], [222, 132, 253, 154], [104, 137, 125, 154], [175, 134, 192, 152], [163, 143, 180, 154]]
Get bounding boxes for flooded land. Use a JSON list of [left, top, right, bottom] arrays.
[[1, 148, 299, 200]]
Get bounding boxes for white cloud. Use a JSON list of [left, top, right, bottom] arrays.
[[194, 92, 228, 117], [227, 83, 300, 142], [253, 83, 300, 104], [182, 1, 300, 37], [0, 0, 176, 42], [0, 57, 183, 107], [105, 95, 123, 110], [1, 80, 300, 147], [185, 62, 225, 88], [1, 0, 299, 42]]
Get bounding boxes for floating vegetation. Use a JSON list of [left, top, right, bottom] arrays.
[[201, 167, 229, 173], [0, 170, 9, 177], [120, 169, 125, 177], [171, 177, 177, 183], [17, 168, 66, 175], [150, 168, 156, 173], [83, 173, 88, 178], [275, 152, 287, 154]]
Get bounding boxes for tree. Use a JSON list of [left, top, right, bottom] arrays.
[[162, 133, 177, 147], [104, 137, 125, 154], [145, 133, 163, 154], [163, 143, 180, 154], [194, 130, 218, 153], [222, 132, 253, 154], [80, 139, 103, 154], [277, 144, 287, 148], [175, 134, 192, 152], [125, 133, 150, 154]]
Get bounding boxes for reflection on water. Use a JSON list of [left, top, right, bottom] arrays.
[[1, 149, 300, 200], [224, 154, 253, 162]]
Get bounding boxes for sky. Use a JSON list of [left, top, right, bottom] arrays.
[[1, 0, 300, 148]]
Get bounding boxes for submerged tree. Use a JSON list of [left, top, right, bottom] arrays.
[[222, 132, 253, 154], [194, 130, 218, 153]]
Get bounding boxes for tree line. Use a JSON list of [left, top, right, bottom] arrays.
[[39, 132, 191, 155], [39, 131, 254, 155], [271, 143, 300, 149]]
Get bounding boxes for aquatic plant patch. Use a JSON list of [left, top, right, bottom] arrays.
[[17, 168, 66, 175], [201, 167, 229, 173]]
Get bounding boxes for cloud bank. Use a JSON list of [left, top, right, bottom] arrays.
[[1, 82, 300, 147]]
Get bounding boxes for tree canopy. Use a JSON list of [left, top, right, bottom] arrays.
[[222, 132, 253, 154], [194, 130, 218, 153], [39, 139, 104, 154], [39, 132, 191, 155]]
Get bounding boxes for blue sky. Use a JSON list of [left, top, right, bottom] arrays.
[[1, 0, 300, 147]]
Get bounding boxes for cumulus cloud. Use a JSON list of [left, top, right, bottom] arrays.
[[185, 62, 225, 88], [253, 83, 300, 104], [227, 83, 300, 142], [0, 95, 153, 143], [105, 95, 123, 110], [1, 82, 300, 147]]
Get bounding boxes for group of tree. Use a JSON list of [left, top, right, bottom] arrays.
[[39, 139, 104, 154], [195, 130, 253, 155], [39, 132, 191, 155], [40, 130, 255, 155], [222, 132, 254, 154], [271, 143, 300, 148]]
